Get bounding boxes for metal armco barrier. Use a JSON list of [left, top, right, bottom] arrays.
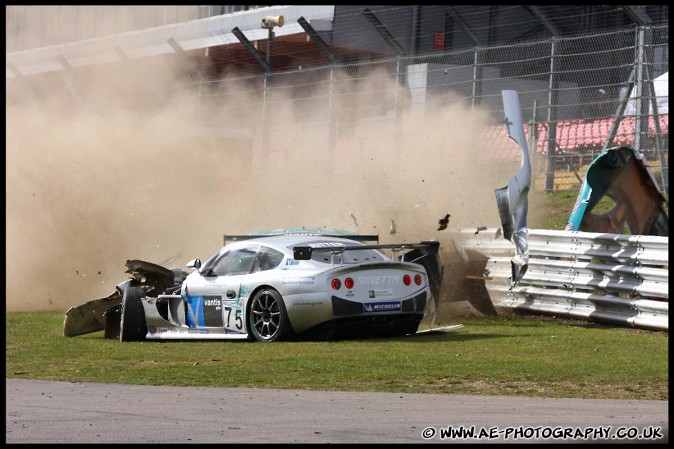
[[451, 228, 669, 331]]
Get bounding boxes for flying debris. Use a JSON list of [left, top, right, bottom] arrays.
[[475, 226, 487, 234], [494, 90, 531, 286], [389, 219, 396, 235], [349, 212, 359, 227], [415, 324, 464, 335], [160, 252, 183, 266], [565, 146, 668, 236], [437, 214, 450, 231]]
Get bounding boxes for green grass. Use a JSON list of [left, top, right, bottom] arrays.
[[6, 312, 668, 400], [527, 189, 669, 232], [7, 192, 668, 400], [528, 190, 578, 230]]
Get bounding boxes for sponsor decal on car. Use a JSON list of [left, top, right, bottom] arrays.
[[281, 276, 316, 285], [357, 275, 401, 285], [203, 297, 222, 309], [308, 242, 346, 248], [368, 289, 394, 299], [292, 300, 325, 307], [364, 301, 401, 312], [187, 295, 224, 327]]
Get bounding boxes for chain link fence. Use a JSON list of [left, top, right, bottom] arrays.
[[198, 24, 668, 196]]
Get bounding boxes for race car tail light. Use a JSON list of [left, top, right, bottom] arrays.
[[333, 274, 419, 290]]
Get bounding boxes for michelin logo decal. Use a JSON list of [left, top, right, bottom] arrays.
[[364, 301, 401, 312]]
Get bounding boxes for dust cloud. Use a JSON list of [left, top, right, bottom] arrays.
[[6, 41, 506, 315]]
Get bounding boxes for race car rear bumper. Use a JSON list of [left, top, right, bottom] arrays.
[[331, 291, 427, 316]]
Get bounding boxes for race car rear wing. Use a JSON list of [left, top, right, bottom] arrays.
[[225, 229, 380, 245], [292, 240, 439, 261]]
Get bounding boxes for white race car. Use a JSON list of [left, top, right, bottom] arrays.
[[64, 229, 442, 342]]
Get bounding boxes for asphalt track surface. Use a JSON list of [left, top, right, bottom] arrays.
[[5, 378, 668, 444]]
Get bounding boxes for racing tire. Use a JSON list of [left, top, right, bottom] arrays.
[[248, 289, 291, 342], [119, 286, 147, 342]]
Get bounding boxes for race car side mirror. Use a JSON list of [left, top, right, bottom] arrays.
[[187, 258, 201, 270]]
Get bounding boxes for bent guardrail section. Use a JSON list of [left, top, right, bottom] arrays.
[[451, 228, 668, 331]]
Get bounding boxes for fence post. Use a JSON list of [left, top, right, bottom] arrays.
[[646, 70, 669, 194], [471, 47, 483, 108], [634, 27, 648, 153], [544, 39, 559, 192], [529, 99, 538, 162], [328, 66, 336, 172]]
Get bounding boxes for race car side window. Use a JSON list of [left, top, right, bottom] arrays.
[[251, 247, 284, 273], [211, 246, 259, 276]]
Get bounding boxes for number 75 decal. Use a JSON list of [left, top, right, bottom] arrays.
[[224, 306, 243, 330]]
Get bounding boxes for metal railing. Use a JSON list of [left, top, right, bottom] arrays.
[[451, 228, 669, 331]]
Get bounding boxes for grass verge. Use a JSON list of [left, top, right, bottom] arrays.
[[6, 312, 668, 400]]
